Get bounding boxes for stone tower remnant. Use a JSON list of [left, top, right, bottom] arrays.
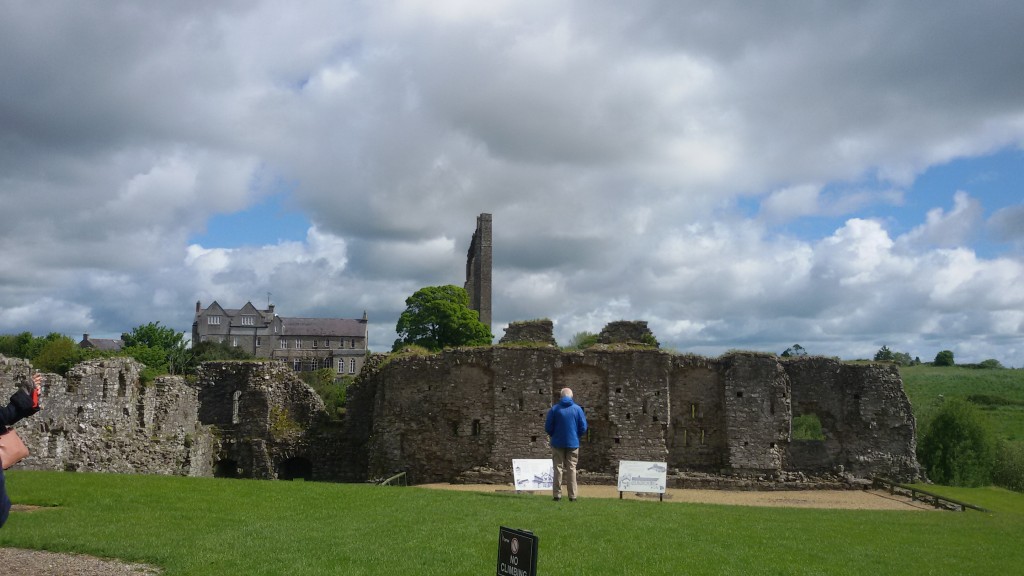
[[464, 213, 492, 333]]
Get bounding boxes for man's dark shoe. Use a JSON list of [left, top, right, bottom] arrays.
[[569, 498, 577, 502], [553, 496, 561, 501]]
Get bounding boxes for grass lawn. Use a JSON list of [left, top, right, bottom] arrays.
[[903, 365, 1024, 443], [2, 471, 1023, 575]]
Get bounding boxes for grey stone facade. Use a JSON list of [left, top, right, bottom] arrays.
[[355, 344, 920, 484], [192, 301, 369, 376], [2, 324, 920, 487]]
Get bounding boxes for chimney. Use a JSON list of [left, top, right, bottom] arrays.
[[196, 300, 201, 315], [83, 333, 89, 342], [268, 304, 275, 315]]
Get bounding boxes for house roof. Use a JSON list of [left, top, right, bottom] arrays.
[[280, 318, 366, 338], [80, 337, 124, 351]]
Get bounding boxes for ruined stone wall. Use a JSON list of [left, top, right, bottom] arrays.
[[195, 361, 357, 481], [464, 213, 492, 332], [0, 355, 215, 476], [360, 346, 920, 483], [783, 357, 919, 479], [500, 319, 557, 346]]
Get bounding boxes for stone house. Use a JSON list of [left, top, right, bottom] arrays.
[[191, 301, 369, 376]]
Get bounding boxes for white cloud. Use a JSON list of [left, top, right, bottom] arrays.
[[2, 2, 1024, 365]]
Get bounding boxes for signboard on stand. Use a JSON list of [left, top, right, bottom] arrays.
[[617, 460, 668, 500], [512, 459, 553, 491], [497, 526, 538, 576]]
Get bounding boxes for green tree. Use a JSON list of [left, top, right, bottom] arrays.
[[33, 334, 82, 375], [565, 331, 599, 350], [874, 345, 894, 362], [917, 398, 994, 487], [979, 359, 1005, 369], [393, 285, 493, 352], [299, 369, 351, 420], [781, 344, 807, 357], [934, 350, 955, 366], [122, 322, 189, 380]]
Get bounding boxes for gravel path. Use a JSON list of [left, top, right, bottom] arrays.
[[417, 483, 934, 510], [0, 484, 927, 574]]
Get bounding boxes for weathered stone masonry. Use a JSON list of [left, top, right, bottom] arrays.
[[2, 329, 920, 486], [356, 345, 920, 484]]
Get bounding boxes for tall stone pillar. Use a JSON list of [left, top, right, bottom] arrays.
[[465, 213, 492, 333]]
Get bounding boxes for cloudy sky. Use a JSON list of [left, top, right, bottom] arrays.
[[1, 1, 1022, 365]]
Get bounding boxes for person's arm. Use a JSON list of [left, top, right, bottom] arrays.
[[544, 407, 555, 436], [1, 374, 41, 426], [577, 406, 588, 436]]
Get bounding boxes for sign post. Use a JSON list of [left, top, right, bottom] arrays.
[[617, 460, 668, 501], [497, 526, 538, 576]]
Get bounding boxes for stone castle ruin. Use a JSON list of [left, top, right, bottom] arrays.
[[1, 320, 920, 487]]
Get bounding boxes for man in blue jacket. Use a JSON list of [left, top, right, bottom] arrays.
[[545, 387, 588, 501]]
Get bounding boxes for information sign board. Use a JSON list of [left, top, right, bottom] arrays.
[[617, 460, 667, 493], [497, 526, 538, 576], [512, 459, 553, 491]]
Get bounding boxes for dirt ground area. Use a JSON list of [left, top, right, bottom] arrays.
[[417, 483, 935, 511]]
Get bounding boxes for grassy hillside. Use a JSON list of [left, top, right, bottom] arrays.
[[902, 365, 1024, 443], [2, 472, 1023, 575]]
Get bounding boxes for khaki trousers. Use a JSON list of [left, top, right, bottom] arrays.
[[551, 447, 580, 499]]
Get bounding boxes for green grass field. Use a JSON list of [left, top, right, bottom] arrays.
[[903, 365, 1024, 443], [2, 471, 1023, 575]]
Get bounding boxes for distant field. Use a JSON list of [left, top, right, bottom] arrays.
[[902, 365, 1024, 443], [2, 472, 1024, 575]]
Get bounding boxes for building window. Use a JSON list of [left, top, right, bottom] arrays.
[[241, 315, 255, 326], [294, 339, 301, 349], [232, 337, 239, 347], [313, 340, 318, 348], [324, 340, 330, 348], [337, 358, 344, 372], [256, 336, 262, 347], [349, 359, 356, 374], [293, 359, 301, 371], [208, 316, 221, 325], [348, 339, 354, 348], [280, 340, 287, 349]]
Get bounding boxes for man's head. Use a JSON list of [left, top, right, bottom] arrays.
[[560, 387, 573, 399]]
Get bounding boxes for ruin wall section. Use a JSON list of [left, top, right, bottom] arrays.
[[0, 355, 215, 476], [359, 346, 920, 484]]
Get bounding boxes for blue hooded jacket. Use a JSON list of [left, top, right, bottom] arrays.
[[545, 396, 588, 449]]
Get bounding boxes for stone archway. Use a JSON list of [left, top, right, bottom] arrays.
[[278, 457, 313, 480]]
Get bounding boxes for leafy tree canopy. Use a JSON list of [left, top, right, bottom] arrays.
[[781, 344, 807, 357], [917, 398, 994, 487], [934, 350, 955, 366], [565, 331, 599, 350], [393, 285, 493, 352]]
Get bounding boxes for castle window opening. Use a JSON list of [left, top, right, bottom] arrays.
[[614, 437, 620, 444], [652, 415, 659, 422], [736, 391, 744, 398], [531, 436, 537, 443], [518, 397, 524, 411], [701, 429, 706, 445], [691, 403, 698, 419], [616, 387, 622, 393], [683, 429, 688, 446], [118, 373, 127, 397], [232, 390, 242, 424], [472, 420, 482, 436], [626, 412, 631, 420], [451, 422, 459, 437], [538, 389, 543, 394], [769, 442, 776, 448]]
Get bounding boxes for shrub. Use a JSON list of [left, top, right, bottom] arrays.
[[933, 350, 955, 366], [993, 441, 1024, 492], [792, 413, 826, 441], [917, 398, 994, 486]]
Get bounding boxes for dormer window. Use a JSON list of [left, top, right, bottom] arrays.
[[241, 315, 255, 326], [208, 316, 221, 325]]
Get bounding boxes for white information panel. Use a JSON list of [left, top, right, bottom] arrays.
[[617, 460, 667, 493], [512, 459, 554, 491]]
